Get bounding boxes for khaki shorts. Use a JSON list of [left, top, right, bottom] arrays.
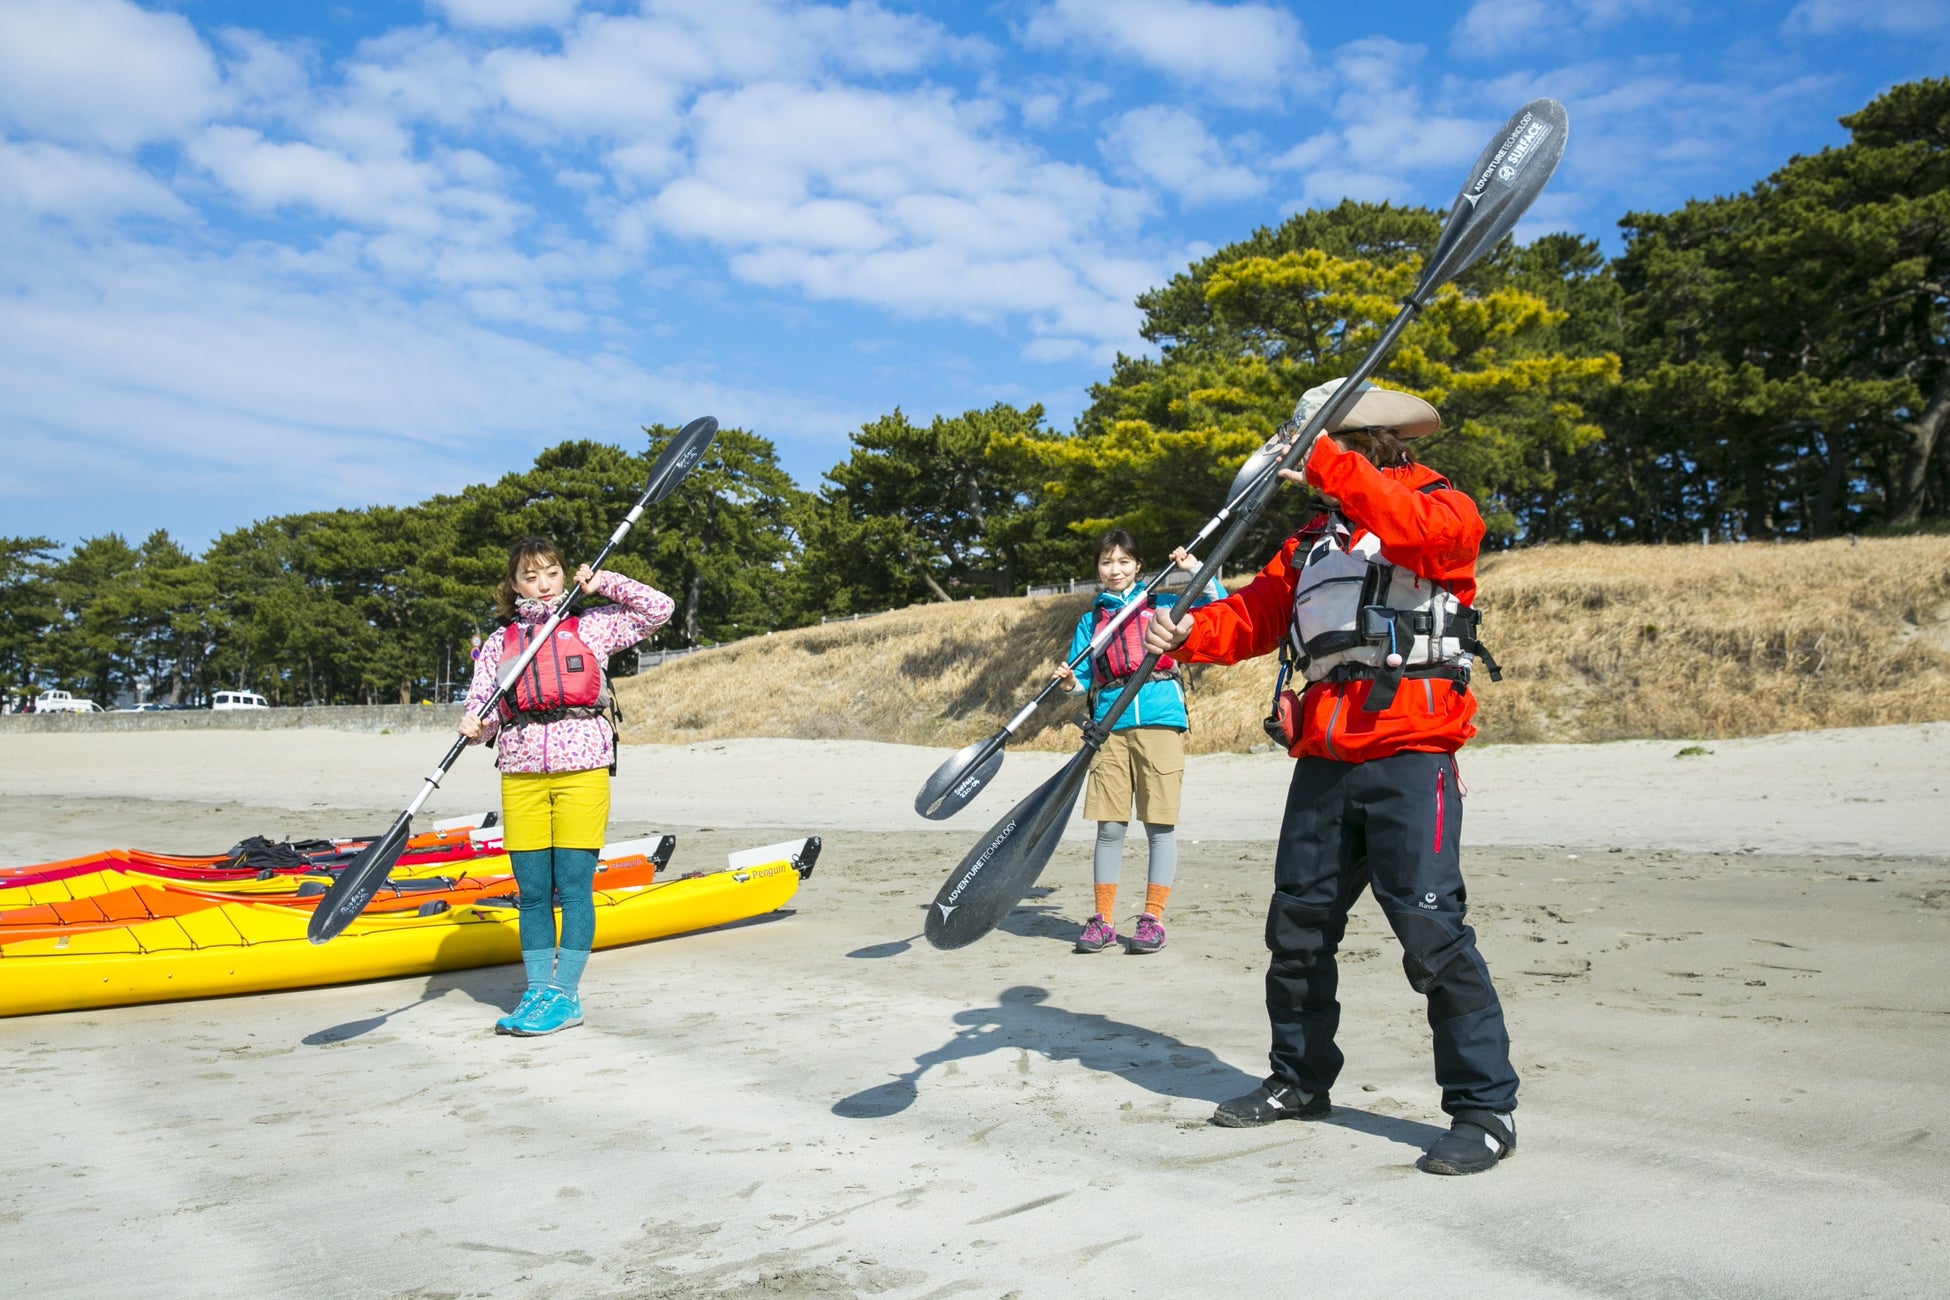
[[1084, 726, 1186, 824], [500, 768, 611, 851]]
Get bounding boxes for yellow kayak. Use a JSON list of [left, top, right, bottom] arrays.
[[0, 837, 819, 1018]]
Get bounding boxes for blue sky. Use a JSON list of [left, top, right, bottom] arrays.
[[5, 0, 1948, 553]]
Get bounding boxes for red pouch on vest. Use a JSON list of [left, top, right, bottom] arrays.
[[1263, 688, 1302, 748]]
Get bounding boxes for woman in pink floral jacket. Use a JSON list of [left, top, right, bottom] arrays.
[[458, 536, 674, 1037]]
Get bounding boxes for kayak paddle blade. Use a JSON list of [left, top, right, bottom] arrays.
[[925, 747, 1093, 950], [307, 813, 413, 944], [914, 733, 1007, 821], [1416, 98, 1568, 301], [642, 416, 718, 507]]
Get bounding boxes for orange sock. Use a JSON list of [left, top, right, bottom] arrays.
[[1094, 884, 1117, 919], [1144, 884, 1171, 920]]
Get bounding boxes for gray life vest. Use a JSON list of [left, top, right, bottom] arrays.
[[1285, 514, 1498, 711]]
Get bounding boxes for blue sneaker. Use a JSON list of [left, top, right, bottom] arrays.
[[494, 987, 547, 1035], [510, 987, 584, 1037]]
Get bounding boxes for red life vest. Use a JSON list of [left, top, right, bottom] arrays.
[[501, 617, 604, 716], [1093, 597, 1176, 683]]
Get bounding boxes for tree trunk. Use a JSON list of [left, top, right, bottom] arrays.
[[1811, 428, 1848, 538], [1890, 367, 1950, 526], [685, 568, 702, 645], [912, 555, 953, 603], [1742, 459, 1772, 540]]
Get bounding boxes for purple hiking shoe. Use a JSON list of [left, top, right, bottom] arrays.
[[1074, 914, 1118, 953], [1128, 914, 1166, 954]]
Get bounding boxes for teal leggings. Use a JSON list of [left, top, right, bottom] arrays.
[[510, 847, 599, 953]]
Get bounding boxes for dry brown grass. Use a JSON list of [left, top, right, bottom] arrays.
[[617, 536, 1950, 751]]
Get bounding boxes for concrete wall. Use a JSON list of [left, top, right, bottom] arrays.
[[0, 705, 465, 735]]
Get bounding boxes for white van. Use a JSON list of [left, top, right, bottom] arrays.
[[211, 691, 270, 711]]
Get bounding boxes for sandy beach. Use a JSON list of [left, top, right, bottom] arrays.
[[2, 726, 1946, 1298]]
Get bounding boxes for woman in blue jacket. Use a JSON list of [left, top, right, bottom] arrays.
[[1054, 529, 1225, 954]]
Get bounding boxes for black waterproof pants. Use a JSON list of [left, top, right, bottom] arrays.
[[1265, 750, 1519, 1115]]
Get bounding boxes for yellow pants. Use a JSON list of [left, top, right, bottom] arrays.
[[500, 769, 611, 851]]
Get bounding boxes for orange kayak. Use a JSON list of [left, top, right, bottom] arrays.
[[0, 838, 673, 948]]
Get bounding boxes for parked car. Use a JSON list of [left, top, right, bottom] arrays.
[[111, 701, 169, 713], [35, 690, 105, 714], [211, 691, 271, 711]]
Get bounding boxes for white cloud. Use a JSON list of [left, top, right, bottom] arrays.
[[1020, 90, 1065, 130], [634, 80, 1160, 350], [340, 27, 498, 132], [216, 27, 318, 114], [1261, 39, 1506, 211], [455, 0, 971, 148], [1785, 0, 1949, 35], [0, 225, 864, 535], [0, 140, 190, 221], [199, 3, 1098, 353], [1022, 337, 1091, 363], [480, 15, 703, 139], [1024, 0, 1308, 103], [429, 0, 582, 29], [1450, 0, 1674, 58], [1099, 106, 1266, 204], [0, 0, 222, 150], [696, 0, 981, 77], [187, 125, 454, 234], [1545, 60, 1836, 211]]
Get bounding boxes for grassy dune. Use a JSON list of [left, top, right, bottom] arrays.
[[616, 535, 1950, 752]]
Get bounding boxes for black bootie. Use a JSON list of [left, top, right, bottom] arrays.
[[1211, 1078, 1330, 1127], [1420, 1109, 1515, 1175]]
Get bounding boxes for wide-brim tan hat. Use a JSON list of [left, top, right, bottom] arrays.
[[1292, 377, 1440, 440]]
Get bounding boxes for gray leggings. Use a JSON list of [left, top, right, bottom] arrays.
[[1093, 821, 1178, 887]]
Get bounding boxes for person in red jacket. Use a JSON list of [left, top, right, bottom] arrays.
[[1145, 377, 1519, 1175]]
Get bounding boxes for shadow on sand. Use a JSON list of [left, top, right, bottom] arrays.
[[301, 968, 515, 1045], [304, 909, 799, 1044], [832, 984, 1445, 1152], [833, 983, 1251, 1116], [846, 886, 1073, 960]]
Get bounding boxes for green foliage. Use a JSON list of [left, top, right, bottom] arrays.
[[640, 423, 807, 644], [0, 536, 58, 701], [795, 404, 1071, 616], [1604, 76, 1950, 538], [1136, 200, 1445, 351], [1034, 208, 1617, 557], [48, 534, 142, 703], [18, 426, 804, 704]]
